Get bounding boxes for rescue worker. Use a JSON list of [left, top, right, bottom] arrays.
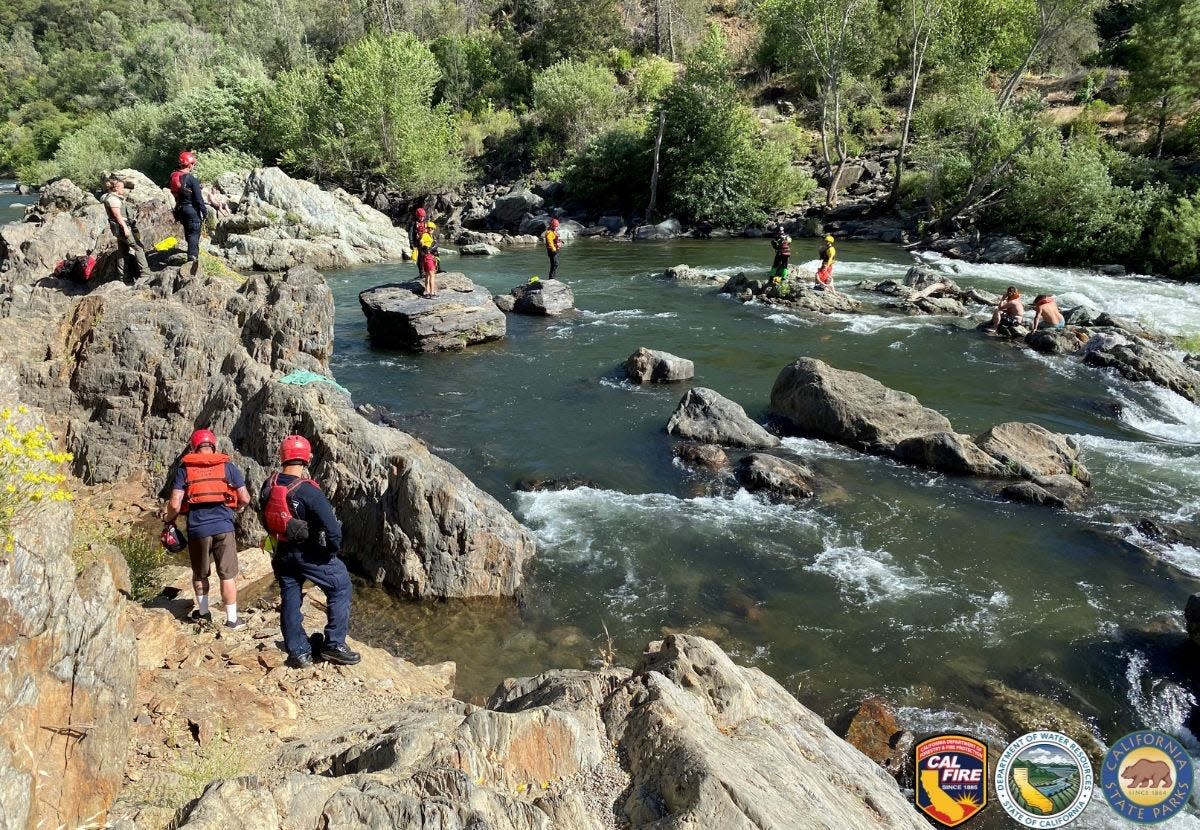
[[816, 234, 837, 292], [408, 207, 429, 276], [103, 176, 150, 284], [162, 429, 251, 628], [544, 218, 563, 281], [261, 435, 359, 668], [770, 226, 791, 279], [169, 151, 207, 278]]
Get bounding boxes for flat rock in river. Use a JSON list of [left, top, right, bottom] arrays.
[[360, 273, 507, 351], [735, 453, 815, 501], [507, 279, 574, 315], [667, 387, 779, 449]]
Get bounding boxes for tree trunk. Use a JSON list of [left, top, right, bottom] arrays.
[[1155, 94, 1169, 159], [816, 85, 833, 177], [889, 26, 930, 207], [647, 110, 666, 221], [826, 78, 846, 209], [935, 130, 1039, 230], [996, 33, 1044, 111]]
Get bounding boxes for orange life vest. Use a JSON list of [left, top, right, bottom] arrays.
[[181, 452, 237, 512]]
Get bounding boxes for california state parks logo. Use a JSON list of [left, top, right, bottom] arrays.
[[994, 731, 1093, 827], [1100, 730, 1193, 823], [914, 734, 987, 826]]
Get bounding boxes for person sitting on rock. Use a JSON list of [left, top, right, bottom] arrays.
[[985, 286, 1025, 333], [544, 218, 564, 281], [103, 176, 150, 284], [1030, 294, 1065, 332], [261, 434, 359, 668], [162, 429, 252, 629], [770, 226, 791, 279], [815, 234, 838, 292]]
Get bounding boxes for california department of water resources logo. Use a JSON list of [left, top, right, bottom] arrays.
[[914, 734, 987, 827], [994, 731, 1093, 827], [1100, 729, 1194, 824]]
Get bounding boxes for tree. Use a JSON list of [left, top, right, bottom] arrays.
[[1126, 0, 1200, 158], [995, 0, 1104, 111], [759, 0, 878, 207], [532, 60, 625, 149], [889, 0, 951, 205]]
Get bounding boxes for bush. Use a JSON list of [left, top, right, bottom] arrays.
[[29, 116, 131, 187], [459, 108, 520, 160], [155, 86, 254, 161], [116, 533, 167, 601], [193, 147, 261, 182], [533, 60, 626, 149], [1147, 195, 1200, 279], [562, 119, 652, 210], [631, 55, 678, 106]]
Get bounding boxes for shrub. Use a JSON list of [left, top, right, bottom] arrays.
[[0, 407, 72, 559], [155, 86, 254, 161], [459, 108, 519, 160], [1147, 195, 1200, 279], [193, 147, 261, 182], [562, 119, 652, 210], [30, 116, 131, 187], [631, 55, 678, 106], [533, 60, 626, 149], [116, 533, 166, 601]]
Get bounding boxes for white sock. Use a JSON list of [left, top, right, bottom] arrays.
[[197, 594, 209, 614], [226, 602, 237, 623]]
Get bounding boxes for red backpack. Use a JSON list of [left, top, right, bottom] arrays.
[[263, 473, 317, 541]]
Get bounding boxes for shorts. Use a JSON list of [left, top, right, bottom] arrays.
[[188, 531, 239, 581]]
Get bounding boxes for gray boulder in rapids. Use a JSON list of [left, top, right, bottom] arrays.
[[624, 347, 694, 383], [667, 387, 779, 449], [360, 273, 507, 352]]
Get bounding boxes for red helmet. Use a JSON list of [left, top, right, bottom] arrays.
[[161, 523, 187, 553], [189, 429, 217, 451], [178, 150, 197, 167], [415, 207, 426, 219], [280, 435, 312, 464], [549, 218, 560, 229]]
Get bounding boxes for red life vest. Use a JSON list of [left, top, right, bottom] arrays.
[[181, 452, 237, 512], [263, 472, 319, 541]]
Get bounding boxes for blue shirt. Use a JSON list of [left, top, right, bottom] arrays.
[[172, 462, 246, 539]]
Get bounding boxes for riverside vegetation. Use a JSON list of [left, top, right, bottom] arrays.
[[1, 0, 1199, 275]]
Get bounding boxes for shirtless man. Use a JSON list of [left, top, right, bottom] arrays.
[[1030, 295, 1065, 332], [985, 286, 1024, 333]]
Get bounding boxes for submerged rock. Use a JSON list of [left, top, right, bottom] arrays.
[[360, 273, 507, 351], [662, 264, 725, 283], [844, 697, 913, 782], [178, 636, 931, 830], [459, 242, 501, 256], [667, 387, 780, 449], [624, 347, 694, 383], [672, 442, 730, 471], [979, 680, 1104, 768], [734, 453, 815, 501]]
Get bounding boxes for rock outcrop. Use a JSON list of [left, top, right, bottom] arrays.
[[500, 279, 575, 316], [1, 260, 533, 599], [661, 264, 725, 284], [624, 347, 694, 383], [212, 167, 412, 271], [667, 387, 780, 449], [734, 453, 816, 501], [1082, 333, 1200, 403], [0, 370, 137, 829], [459, 242, 502, 256], [177, 636, 930, 830], [360, 273, 508, 352], [722, 271, 861, 314], [769, 358, 1091, 506], [672, 442, 730, 472]]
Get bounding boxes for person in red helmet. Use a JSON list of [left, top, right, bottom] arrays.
[[260, 434, 359, 668], [162, 428, 251, 628], [544, 217, 564, 281], [408, 206, 429, 277], [169, 150, 207, 278]]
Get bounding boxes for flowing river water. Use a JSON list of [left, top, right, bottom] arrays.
[[6, 180, 1200, 825]]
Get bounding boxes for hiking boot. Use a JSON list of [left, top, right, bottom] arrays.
[[224, 617, 246, 630], [188, 609, 212, 623], [288, 652, 314, 669], [320, 643, 361, 665]]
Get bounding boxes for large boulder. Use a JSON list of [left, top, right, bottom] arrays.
[[734, 453, 816, 501], [4, 266, 532, 599], [1026, 327, 1088, 355], [508, 279, 575, 316], [1082, 335, 1200, 403], [634, 218, 683, 240], [770, 358, 952, 453], [489, 189, 544, 231], [459, 242, 501, 256], [624, 347, 694, 383], [975, 422, 1090, 484], [0, 371, 136, 829], [662, 264, 725, 284], [667, 387, 780, 449], [212, 167, 411, 271], [892, 431, 1010, 477], [722, 272, 861, 314], [977, 235, 1030, 264], [360, 273, 508, 352], [178, 636, 931, 830]]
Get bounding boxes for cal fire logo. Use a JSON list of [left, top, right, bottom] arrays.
[[915, 735, 988, 827]]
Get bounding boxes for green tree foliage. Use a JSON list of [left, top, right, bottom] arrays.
[[660, 29, 811, 224], [1148, 195, 1200, 278], [533, 60, 626, 149], [1126, 0, 1200, 158], [562, 120, 653, 211], [431, 31, 528, 113], [520, 0, 630, 68], [997, 135, 1160, 263]]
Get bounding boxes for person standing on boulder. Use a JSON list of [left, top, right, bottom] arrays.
[[544, 218, 563, 281], [409, 206, 429, 274], [770, 226, 791, 279], [162, 429, 252, 628], [816, 234, 837, 291], [169, 151, 207, 278], [260, 435, 360, 668], [103, 176, 150, 284]]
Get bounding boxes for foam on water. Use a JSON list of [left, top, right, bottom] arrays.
[[1075, 434, 1200, 522], [919, 252, 1200, 336], [780, 436, 867, 462], [1109, 383, 1200, 445], [830, 313, 940, 336], [765, 313, 813, 328], [805, 543, 938, 605]]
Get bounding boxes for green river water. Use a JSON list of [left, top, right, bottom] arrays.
[[7, 183, 1200, 826]]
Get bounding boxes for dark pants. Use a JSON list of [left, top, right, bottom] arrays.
[[273, 552, 352, 656], [547, 250, 559, 280], [115, 237, 150, 282], [175, 206, 202, 262], [772, 254, 789, 278]]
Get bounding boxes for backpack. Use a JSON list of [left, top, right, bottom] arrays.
[[263, 473, 314, 542], [52, 255, 96, 282]]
